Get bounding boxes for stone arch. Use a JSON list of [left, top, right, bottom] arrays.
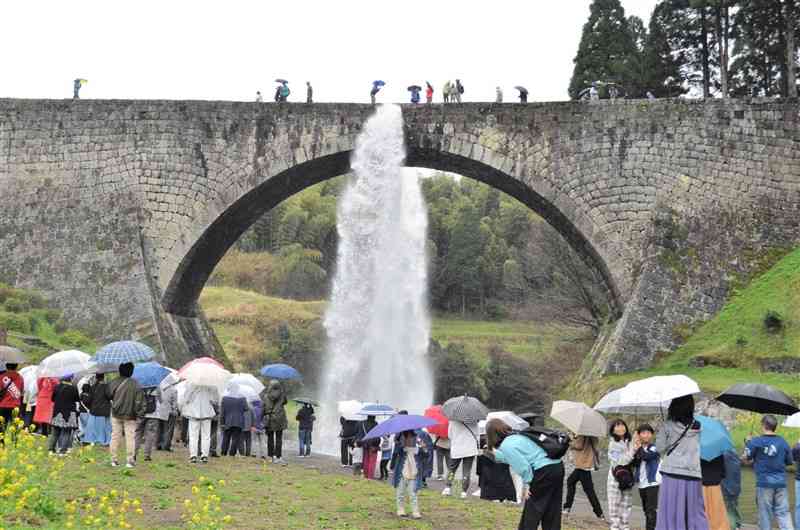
[[162, 146, 623, 321]]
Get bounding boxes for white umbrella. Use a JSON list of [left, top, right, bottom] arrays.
[[180, 362, 231, 390], [229, 373, 265, 394], [487, 411, 530, 431], [224, 382, 259, 402], [37, 350, 91, 378], [338, 400, 364, 421], [619, 375, 700, 408], [784, 412, 800, 428], [594, 388, 667, 415], [551, 400, 607, 437], [19, 365, 38, 404]]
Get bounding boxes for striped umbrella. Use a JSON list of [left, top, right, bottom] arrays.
[[92, 341, 156, 365], [442, 395, 489, 423]]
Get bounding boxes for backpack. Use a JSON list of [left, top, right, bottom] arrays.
[[136, 388, 157, 416], [516, 427, 570, 460], [612, 464, 635, 490], [458, 83, 464, 94], [280, 85, 290, 97]]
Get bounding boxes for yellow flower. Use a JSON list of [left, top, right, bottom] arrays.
[[110, 489, 118, 498], [191, 486, 199, 494], [135, 508, 143, 515], [217, 479, 226, 487], [223, 515, 232, 523]]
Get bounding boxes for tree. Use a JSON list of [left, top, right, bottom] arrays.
[[643, 2, 689, 97], [485, 346, 542, 413], [273, 244, 327, 299], [429, 341, 486, 403], [787, 0, 798, 97], [730, 0, 790, 96], [568, 0, 641, 98], [443, 200, 485, 314]]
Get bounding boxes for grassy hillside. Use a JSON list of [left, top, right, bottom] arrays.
[[198, 286, 585, 372], [0, 283, 97, 362], [580, 247, 800, 405]]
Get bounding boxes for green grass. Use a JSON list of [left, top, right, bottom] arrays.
[[37, 445, 609, 530]]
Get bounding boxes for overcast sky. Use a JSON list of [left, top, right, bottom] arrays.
[[3, 0, 659, 104]]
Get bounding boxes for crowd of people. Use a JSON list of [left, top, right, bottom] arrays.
[[3, 358, 798, 529]]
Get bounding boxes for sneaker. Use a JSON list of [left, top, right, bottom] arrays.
[[143, 456, 152, 462], [441, 487, 451, 496], [435, 475, 444, 481], [200, 456, 208, 464], [411, 512, 421, 520], [562, 509, 571, 516], [111, 460, 119, 467], [125, 463, 135, 469], [460, 492, 467, 499], [189, 456, 197, 464]]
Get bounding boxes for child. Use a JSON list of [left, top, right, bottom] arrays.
[[744, 415, 793, 530], [379, 435, 392, 480], [350, 443, 363, 476], [607, 419, 635, 530], [563, 434, 604, 519], [391, 430, 425, 519], [48, 375, 80, 455], [634, 424, 661, 530]]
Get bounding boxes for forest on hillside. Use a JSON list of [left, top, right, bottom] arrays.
[[210, 173, 611, 335]]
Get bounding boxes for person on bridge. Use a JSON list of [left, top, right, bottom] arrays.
[[455, 79, 464, 103], [442, 81, 452, 103], [306, 82, 313, 104], [255, 91, 263, 103], [279, 82, 290, 102], [495, 86, 503, 103], [425, 82, 434, 104], [370, 82, 383, 105], [73, 78, 83, 99], [409, 86, 421, 104]]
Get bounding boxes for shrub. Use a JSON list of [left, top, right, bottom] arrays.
[[764, 310, 784, 334], [3, 296, 31, 314], [429, 341, 486, 403], [60, 330, 92, 349], [54, 318, 68, 334], [0, 311, 32, 334]]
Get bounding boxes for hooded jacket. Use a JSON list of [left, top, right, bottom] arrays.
[[656, 419, 702, 479], [105, 376, 143, 421], [261, 380, 288, 432], [180, 384, 220, 421]]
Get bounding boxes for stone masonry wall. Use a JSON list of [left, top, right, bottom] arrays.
[[0, 98, 798, 370]]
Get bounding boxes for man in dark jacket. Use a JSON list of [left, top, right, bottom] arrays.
[[340, 416, 357, 466], [296, 404, 315, 457], [220, 394, 247, 457], [105, 362, 142, 468]]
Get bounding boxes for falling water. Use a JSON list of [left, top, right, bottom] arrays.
[[318, 104, 434, 454]]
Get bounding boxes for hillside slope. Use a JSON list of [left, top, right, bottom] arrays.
[[581, 247, 800, 404]]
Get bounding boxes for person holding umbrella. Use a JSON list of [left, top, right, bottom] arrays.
[[261, 379, 288, 464], [515, 86, 528, 104], [744, 415, 794, 530], [562, 434, 604, 520], [371, 80, 385, 104], [408, 85, 422, 104], [441, 395, 486, 498], [296, 402, 315, 457], [425, 82, 433, 104], [655, 395, 708, 530], [306, 81, 313, 104], [356, 414, 380, 479], [82, 373, 112, 446], [179, 381, 220, 464], [48, 374, 80, 455], [391, 430, 427, 519]]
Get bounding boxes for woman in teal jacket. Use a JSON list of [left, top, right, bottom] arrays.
[[486, 419, 564, 530]]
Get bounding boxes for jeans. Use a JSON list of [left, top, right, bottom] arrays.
[[298, 429, 312, 456], [639, 485, 659, 530], [159, 414, 176, 450], [110, 416, 137, 465], [134, 418, 160, 459], [221, 427, 242, 456], [446, 456, 475, 493], [188, 419, 211, 459], [435, 447, 450, 477], [267, 430, 283, 458], [341, 438, 353, 465], [48, 426, 74, 453], [723, 492, 741, 530], [396, 477, 419, 515], [564, 468, 603, 517], [757, 487, 794, 530]]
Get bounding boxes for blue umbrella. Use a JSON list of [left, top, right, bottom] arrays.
[[359, 403, 396, 416], [132, 362, 171, 388], [696, 415, 734, 462], [92, 340, 156, 365], [361, 414, 440, 441], [259, 363, 301, 380], [373, 80, 386, 87]]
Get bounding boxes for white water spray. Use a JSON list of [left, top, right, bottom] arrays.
[[318, 104, 434, 454]]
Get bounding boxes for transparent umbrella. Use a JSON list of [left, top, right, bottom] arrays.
[[37, 350, 91, 378]]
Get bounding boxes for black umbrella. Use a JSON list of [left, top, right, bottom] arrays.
[[514, 85, 528, 94], [274, 78, 289, 84], [717, 383, 798, 416], [293, 397, 319, 406], [442, 395, 489, 423], [407, 85, 422, 92]]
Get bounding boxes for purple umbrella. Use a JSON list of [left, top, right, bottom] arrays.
[[361, 414, 440, 441]]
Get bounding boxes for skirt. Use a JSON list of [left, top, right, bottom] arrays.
[[83, 414, 112, 445], [50, 411, 78, 429], [656, 474, 710, 530], [702, 485, 731, 530]]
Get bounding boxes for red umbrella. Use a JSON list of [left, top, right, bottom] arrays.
[[424, 405, 449, 439], [178, 356, 224, 377]]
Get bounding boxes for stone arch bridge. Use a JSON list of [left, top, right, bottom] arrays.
[[1, 99, 798, 372]]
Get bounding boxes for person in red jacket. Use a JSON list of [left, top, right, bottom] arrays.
[[0, 363, 24, 429], [425, 82, 434, 104], [33, 376, 58, 435]]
